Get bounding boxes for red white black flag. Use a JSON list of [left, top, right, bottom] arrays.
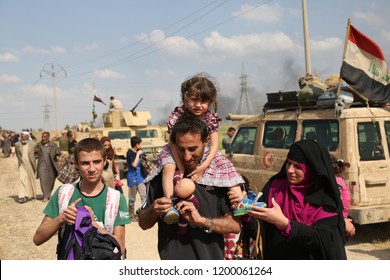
[[340, 24, 390, 102]]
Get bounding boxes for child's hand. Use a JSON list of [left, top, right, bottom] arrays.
[[188, 164, 207, 181], [228, 185, 244, 206]]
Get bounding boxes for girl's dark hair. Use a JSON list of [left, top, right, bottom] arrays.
[[330, 154, 350, 175], [180, 72, 218, 113]]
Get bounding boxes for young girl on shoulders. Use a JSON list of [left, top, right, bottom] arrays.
[[145, 72, 243, 223]]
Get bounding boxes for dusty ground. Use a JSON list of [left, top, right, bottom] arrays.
[[0, 152, 389, 260]]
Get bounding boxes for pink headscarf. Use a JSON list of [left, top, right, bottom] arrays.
[[268, 162, 336, 226]]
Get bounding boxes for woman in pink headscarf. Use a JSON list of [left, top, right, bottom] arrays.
[[247, 139, 346, 260]]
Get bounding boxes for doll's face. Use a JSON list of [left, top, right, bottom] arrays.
[[175, 178, 195, 198]]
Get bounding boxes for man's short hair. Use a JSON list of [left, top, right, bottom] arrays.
[[110, 96, 115, 100], [228, 127, 236, 132], [74, 138, 106, 164], [170, 116, 208, 144], [131, 136, 142, 148], [42, 131, 50, 137]]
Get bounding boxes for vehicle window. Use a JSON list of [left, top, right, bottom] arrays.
[[357, 122, 385, 161], [108, 131, 132, 139], [301, 120, 339, 151], [384, 121, 390, 155], [263, 121, 297, 149], [136, 130, 158, 138], [231, 127, 256, 155]]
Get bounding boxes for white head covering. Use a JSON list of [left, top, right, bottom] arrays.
[[21, 131, 32, 140]]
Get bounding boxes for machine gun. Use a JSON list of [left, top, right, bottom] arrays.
[[130, 98, 143, 116]]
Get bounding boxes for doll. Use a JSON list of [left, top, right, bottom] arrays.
[[175, 178, 199, 236], [163, 170, 199, 236]]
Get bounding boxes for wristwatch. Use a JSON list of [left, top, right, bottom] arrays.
[[203, 218, 215, 233]]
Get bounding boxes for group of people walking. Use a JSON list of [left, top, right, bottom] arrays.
[[29, 72, 352, 260], [13, 131, 70, 203]]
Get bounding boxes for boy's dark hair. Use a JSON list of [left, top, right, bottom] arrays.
[[228, 127, 236, 132], [74, 138, 106, 164], [131, 136, 142, 148], [170, 116, 208, 144]]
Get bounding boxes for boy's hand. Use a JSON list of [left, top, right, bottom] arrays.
[[63, 198, 82, 225]]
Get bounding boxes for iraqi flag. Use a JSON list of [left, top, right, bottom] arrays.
[[340, 24, 390, 102]]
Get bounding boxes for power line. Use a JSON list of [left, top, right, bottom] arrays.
[[64, 0, 226, 70], [65, 0, 272, 79], [40, 63, 67, 131]]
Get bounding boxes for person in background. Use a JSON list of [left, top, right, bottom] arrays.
[[1, 133, 12, 158], [108, 96, 124, 112], [222, 127, 236, 154], [101, 136, 123, 194], [126, 136, 147, 222], [67, 130, 77, 158], [15, 131, 37, 203], [57, 130, 69, 170], [247, 139, 347, 259], [35, 131, 61, 202], [331, 155, 355, 238]]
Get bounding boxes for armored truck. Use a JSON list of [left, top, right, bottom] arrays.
[[90, 103, 167, 177], [227, 90, 390, 225]]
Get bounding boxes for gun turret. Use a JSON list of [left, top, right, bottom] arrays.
[[130, 98, 143, 116]]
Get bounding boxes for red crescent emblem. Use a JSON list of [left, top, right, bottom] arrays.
[[262, 151, 274, 169]]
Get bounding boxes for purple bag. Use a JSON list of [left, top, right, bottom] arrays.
[[63, 206, 121, 260]]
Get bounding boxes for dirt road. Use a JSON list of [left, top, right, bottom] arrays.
[[0, 153, 389, 260]]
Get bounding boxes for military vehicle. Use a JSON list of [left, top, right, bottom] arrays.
[[226, 88, 390, 225], [89, 99, 168, 177]]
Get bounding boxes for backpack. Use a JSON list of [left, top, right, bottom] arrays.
[[57, 183, 121, 259], [64, 205, 121, 260]]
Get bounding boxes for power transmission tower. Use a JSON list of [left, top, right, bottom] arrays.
[[42, 97, 51, 131], [40, 63, 67, 131], [237, 64, 253, 115]]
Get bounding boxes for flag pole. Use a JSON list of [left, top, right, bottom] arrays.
[[337, 18, 351, 97]]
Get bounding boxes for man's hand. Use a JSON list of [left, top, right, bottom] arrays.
[[176, 200, 202, 225], [139, 197, 172, 230], [152, 197, 172, 216]]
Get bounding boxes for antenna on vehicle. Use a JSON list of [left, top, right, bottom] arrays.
[[130, 98, 143, 116]]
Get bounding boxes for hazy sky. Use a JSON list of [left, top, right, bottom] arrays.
[[1, 0, 389, 131]]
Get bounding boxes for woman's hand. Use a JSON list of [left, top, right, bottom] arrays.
[[246, 197, 289, 230], [345, 218, 356, 237]]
